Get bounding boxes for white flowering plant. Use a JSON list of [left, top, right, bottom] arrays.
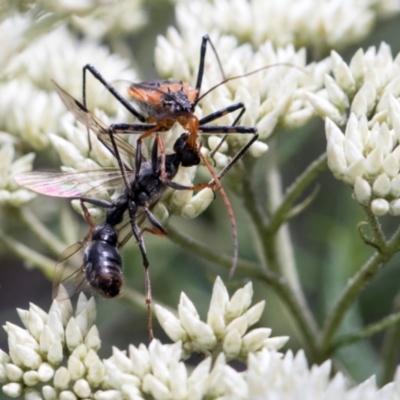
[[2, 0, 400, 398]]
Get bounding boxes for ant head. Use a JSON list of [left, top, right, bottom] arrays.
[[173, 133, 201, 167]]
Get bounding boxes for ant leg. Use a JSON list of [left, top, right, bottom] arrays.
[[143, 206, 168, 236], [127, 199, 153, 341], [194, 35, 226, 105], [79, 197, 112, 208]]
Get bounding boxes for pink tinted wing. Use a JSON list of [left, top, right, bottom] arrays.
[[15, 168, 128, 198], [52, 80, 138, 161], [53, 240, 89, 300]]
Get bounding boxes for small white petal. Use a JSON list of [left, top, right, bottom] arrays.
[[42, 386, 57, 400], [305, 91, 343, 124], [24, 388, 42, 400], [129, 345, 151, 379], [170, 361, 188, 399], [354, 177, 372, 205], [324, 74, 349, 109], [142, 374, 170, 399], [40, 326, 55, 354], [226, 281, 253, 320], [5, 363, 23, 381], [23, 370, 39, 386], [383, 153, 399, 178], [84, 325, 101, 351], [65, 318, 83, 351], [222, 329, 242, 359], [68, 356, 85, 381], [365, 148, 383, 176], [242, 328, 272, 353], [15, 344, 41, 369], [2, 382, 23, 397], [155, 305, 187, 342], [248, 140, 269, 157], [179, 293, 199, 318], [87, 360, 105, 386], [73, 378, 92, 398], [391, 175, 400, 197], [263, 336, 290, 350], [372, 173, 391, 197], [390, 199, 400, 215], [94, 390, 123, 400], [53, 367, 71, 390], [244, 301, 266, 327], [47, 340, 63, 365], [37, 363, 54, 382], [181, 188, 214, 219], [371, 198, 390, 216], [59, 390, 77, 400]]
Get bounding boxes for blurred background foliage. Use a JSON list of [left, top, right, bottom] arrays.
[[1, 2, 400, 397]]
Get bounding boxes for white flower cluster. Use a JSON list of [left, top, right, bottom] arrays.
[[174, 0, 400, 53], [2, 278, 400, 400], [0, 135, 36, 206], [318, 43, 400, 215], [155, 28, 331, 153], [155, 277, 288, 360], [0, 294, 102, 399], [0, 27, 137, 151]]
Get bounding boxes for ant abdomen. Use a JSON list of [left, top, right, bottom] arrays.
[[83, 224, 123, 298]]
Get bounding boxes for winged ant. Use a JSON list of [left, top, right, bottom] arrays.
[[16, 83, 258, 339]]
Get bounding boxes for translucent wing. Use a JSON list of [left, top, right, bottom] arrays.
[[15, 168, 130, 198], [53, 239, 89, 300], [52, 80, 139, 160]]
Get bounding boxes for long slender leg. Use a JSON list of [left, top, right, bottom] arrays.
[[194, 35, 226, 105], [82, 64, 146, 122], [127, 199, 153, 341], [209, 106, 247, 159]]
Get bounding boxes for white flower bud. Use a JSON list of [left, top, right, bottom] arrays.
[[66, 318, 83, 351], [84, 325, 101, 351], [371, 198, 390, 216], [56, 299, 73, 328], [42, 386, 57, 400], [142, 374, 170, 399], [373, 173, 391, 197], [365, 148, 383, 176], [27, 309, 45, 341], [59, 390, 77, 400], [181, 188, 214, 219], [324, 74, 349, 109], [68, 356, 85, 381], [25, 388, 42, 400], [47, 340, 63, 365], [344, 137, 364, 165], [354, 177, 372, 205], [351, 88, 367, 118], [0, 349, 10, 364], [87, 360, 105, 386], [226, 314, 248, 337], [226, 282, 253, 320], [5, 323, 39, 350], [73, 378, 91, 398], [23, 370, 39, 386], [222, 329, 242, 359], [284, 108, 315, 129], [155, 305, 187, 342], [0, 364, 6, 383], [94, 390, 123, 400], [53, 367, 70, 390], [5, 363, 23, 381], [332, 56, 356, 93], [2, 382, 23, 397], [390, 199, 400, 215], [170, 361, 188, 399], [47, 309, 65, 342], [264, 336, 290, 350], [383, 153, 399, 178], [15, 344, 41, 369], [248, 140, 268, 158], [345, 158, 365, 185], [208, 136, 228, 153], [305, 91, 343, 125], [257, 110, 279, 139], [244, 301, 265, 326], [40, 326, 55, 354], [179, 308, 217, 349], [112, 347, 133, 373], [129, 345, 151, 379], [38, 363, 54, 382], [179, 293, 199, 318], [17, 309, 30, 330], [390, 175, 400, 197], [242, 328, 272, 353]]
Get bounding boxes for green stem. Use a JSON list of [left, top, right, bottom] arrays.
[[331, 310, 400, 352], [269, 152, 327, 233], [17, 207, 67, 256], [0, 230, 55, 280], [320, 216, 400, 357], [380, 293, 400, 385], [361, 205, 386, 251]]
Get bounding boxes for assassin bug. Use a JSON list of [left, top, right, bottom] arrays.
[[80, 35, 299, 276], [16, 83, 258, 338]]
